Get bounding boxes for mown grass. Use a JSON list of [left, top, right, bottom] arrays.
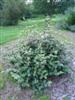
[[0, 18, 45, 45], [0, 16, 75, 45]]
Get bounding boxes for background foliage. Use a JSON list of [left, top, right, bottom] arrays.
[[57, 7, 75, 32], [0, 0, 75, 26], [33, 0, 75, 15], [0, 0, 26, 26]]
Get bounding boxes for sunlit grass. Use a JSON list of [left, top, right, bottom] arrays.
[[0, 18, 45, 45]]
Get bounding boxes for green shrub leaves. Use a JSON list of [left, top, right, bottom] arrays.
[[9, 35, 70, 92]]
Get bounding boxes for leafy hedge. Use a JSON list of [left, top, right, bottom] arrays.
[[9, 35, 70, 92]]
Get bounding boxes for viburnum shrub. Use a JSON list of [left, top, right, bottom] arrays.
[[9, 34, 70, 92]]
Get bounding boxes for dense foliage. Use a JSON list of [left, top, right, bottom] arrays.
[[56, 0, 75, 13], [33, 0, 75, 15], [9, 34, 70, 92], [65, 7, 75, 25], [33, 0, 59, 15], [58, 7, 75, 32], [0, 0, 75, 26], [0, 0, 26, 26]]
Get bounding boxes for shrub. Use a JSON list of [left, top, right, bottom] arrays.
[[65, 7, 75, 25], [57, 7, 75, 32], [9, 34, 70, 92]]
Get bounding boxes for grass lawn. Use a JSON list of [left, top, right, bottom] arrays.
[[0, 18, 45, 45], [0, 17, 75, 45]]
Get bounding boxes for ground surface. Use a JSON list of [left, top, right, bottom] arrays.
[[0, 19, 75, 100]]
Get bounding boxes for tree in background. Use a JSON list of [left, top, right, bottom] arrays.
[[33, 0, 51, 15], [22, 3, 33, 19], [33, 0, 75, 15], [0, 0, 4, 25], [0, 0, 75, 26], [0, 0, 26, 26], [57, 0, 75, 13]]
